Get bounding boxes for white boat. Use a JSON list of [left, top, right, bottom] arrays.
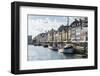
[[48, 46, 52, 49], [64, 44, 73, 49], [58, 48, 64, 53], [48, 45, 58, 51], [50, 47, 58, 51]]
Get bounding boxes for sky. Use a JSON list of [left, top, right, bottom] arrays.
[[28, 15, 85, 38]]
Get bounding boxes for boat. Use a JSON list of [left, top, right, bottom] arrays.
[[49, 42, 58, 51], [74, 46, 85, 54], [64, 44, 73, 49], [50, 47, 58, 51], [58, 48, 64, 53], [63, 44, 74, 54], [48, 46, 53, 49], [38, 43, 42, 46], [64, 48, 74, 54], [43, 44, 48, 47], [33, 43, 38, 46], [82, 54, 87, 58], [49, 46, 58, 51]]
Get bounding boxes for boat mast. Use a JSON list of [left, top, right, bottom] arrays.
[[67, 17, 69, 42], [67, 16, 69, 26]]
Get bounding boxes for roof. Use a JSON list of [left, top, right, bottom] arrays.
[[70, 18, 88, 28], [48, 28, 57, 34], [58, 25, 69, 32]]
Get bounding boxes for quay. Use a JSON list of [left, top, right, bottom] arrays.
[[32, 41, 87, 56]]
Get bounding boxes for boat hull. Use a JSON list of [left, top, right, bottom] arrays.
[[43, 45, 48, 47], [50, 47, 58, 51], [63, 48, 74, 54]]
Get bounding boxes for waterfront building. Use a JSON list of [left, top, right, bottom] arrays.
[[35, 33, 48, 43], [40, 33, 48, 42], [48, 29, 56, 42], [70, 18, 88, 42], [33, 17, 88, 46], [58, 25, 69, 42], [67, 27, 71, 42], [28, 35, 33, 44]]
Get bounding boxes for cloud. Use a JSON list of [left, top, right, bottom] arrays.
[[28, 17, 67, 37], [28, 15, 86, 38]]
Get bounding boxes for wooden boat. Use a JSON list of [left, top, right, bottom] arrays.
[[49, 45, 58, 51], [50, 47, 58, 51], [43, 44, 48, 47], [74, 46, 85, 54]]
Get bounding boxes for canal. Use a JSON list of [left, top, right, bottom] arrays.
[[27, 45, 84, 61]]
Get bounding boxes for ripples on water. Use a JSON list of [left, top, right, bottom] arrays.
[[27, 45, 84, 61]]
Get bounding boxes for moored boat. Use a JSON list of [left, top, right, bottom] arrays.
[[58, 48, 64, 53], [43, 44, 48, 47], [63, 44, 74, 54], [38, 43, 42, 46], [50, 47, 58, 51], [63, 48, 74, 54], [64, 44, 73, 49], [48, 46, 53, 49], [74, 46, 85, 54]]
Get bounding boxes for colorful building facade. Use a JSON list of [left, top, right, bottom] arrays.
[[33, 17, 88, 44]]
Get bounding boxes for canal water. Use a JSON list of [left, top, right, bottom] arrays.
[[27, 45, 83, 61]]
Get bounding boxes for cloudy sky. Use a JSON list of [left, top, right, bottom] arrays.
[[28, 15, 85, 38]]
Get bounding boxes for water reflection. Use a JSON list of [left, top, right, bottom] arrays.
[[27, 45, 84, 61]]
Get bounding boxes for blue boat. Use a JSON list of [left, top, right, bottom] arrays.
[[63, 44, 74, 54]]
